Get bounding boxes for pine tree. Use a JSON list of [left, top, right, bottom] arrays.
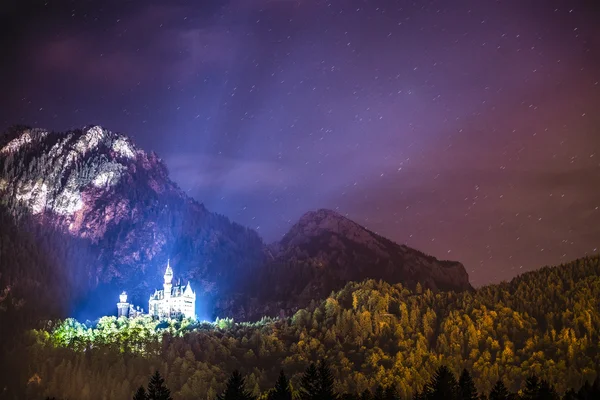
[[133, 386, 148, 400], [458, 369, 478, 400], [488, 380, 509, 400], [536, 380, 558, 400], [360, 389, 372, 400], [520, 375, 540, 400], [300, 363, 320, 400], [217, 370, 256, 400], [147, 371, 172, 400], [373, 386, 385, 400], [269, 370, 292, 400], [317, 360, 337, 400], [384, 385, 398, 400], [425, 366, 458, 400]]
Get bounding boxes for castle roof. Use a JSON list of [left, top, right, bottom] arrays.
[[150, 283, 195, 301]]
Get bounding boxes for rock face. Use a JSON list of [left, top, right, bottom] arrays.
[[0, 125, 472, 321], [278, 209, 472, 293], [0, 125, 266, 308]]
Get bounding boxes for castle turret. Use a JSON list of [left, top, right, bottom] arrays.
[[117, 291, 129, 318], [163, 259, 173, 300]]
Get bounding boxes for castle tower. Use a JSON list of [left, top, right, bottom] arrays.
[[117, 291, 129, 318], [163, 259, 173, 300]]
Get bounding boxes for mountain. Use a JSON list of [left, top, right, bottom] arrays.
[[0, 125, 471, 322], [225, 209, 473, 320]]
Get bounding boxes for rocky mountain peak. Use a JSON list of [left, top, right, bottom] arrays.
[[0, 125, 176, 236], [281, 208, 384, 249]]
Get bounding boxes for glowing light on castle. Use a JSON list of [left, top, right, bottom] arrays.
[[117, 260, 196, 320]]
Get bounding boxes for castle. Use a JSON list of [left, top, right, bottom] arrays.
[[117, 260, 196, 320]]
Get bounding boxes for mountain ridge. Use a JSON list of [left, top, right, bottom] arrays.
[[0, 125, 472, 321]]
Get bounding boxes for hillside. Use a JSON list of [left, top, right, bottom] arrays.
[[14, 255, 600, 400], [0, 125, 472, 321]]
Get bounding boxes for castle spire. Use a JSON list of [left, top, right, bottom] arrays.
[[164, 259, 173, 284]]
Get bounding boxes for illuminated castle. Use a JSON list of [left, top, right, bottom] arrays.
[[116, 260, 196, 320], [148, 260, 196, 319]]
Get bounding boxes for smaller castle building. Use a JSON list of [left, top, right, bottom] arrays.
[[116, 291, 144, 319]]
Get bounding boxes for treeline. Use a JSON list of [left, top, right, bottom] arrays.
[[18, 255, 600, 400], [46, 362, 600, 400]]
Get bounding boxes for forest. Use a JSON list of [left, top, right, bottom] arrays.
[[14, 255, 600, 400], [47, 362, 600, 400]]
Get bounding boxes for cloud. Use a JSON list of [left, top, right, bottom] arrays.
[[166, 153, 288, 194], [34, 3, 240, 86]]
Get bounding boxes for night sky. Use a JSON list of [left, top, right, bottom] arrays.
[[1, 0, 599, 287]]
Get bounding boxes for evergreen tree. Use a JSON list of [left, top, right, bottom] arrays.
[[458, 369, 478, 400], [520, 375, 540, 400], [360, 389, 372, 400], [488, 380, 509, 400], [147, 371, 172, 400], [425, 366, 458, 400], [217, 370, 256, 400], [299, 363, 320, 400], [536, 380, 558, 400], [384, 385, 398, 400], [317, 359, 337, 400], [373, 386, 385, 400], [269, 370, 292, 400], [133, 386, 148, 400], [561, 389, 577, 400]]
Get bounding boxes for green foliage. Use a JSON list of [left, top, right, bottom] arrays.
[[14, 255, 600, 400]]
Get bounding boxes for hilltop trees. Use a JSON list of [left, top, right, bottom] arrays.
[[15, 255, 600, 399]]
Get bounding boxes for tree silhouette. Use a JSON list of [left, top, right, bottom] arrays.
[[425, 365, 458, 400], [133, 386, 148, 400], [521, 375, 540, 400], [488, 380, 509, 400], [147, 371, 171, 400], [269, 370, 292, 400], [317, 360, 337, 400], [384, 385, 398, 400], [300, 363, 320, 400], [458, 369, 478, 400], [217, 370, 256, 400], [373, 385, 384, 400], [360, 389, 372, 400], [536, 379, 558, 400]]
